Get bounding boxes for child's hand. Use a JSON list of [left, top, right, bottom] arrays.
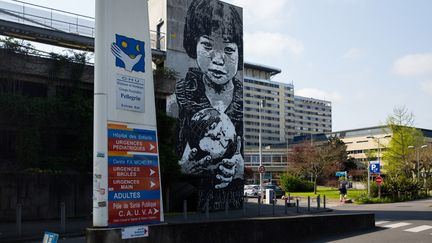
[[215, 136, 243, 189], [180, 148, 213, 174]]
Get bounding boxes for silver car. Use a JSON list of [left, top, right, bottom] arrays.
[[244, 185, 259, 197]]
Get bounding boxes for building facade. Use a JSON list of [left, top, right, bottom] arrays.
[[243, 62, 332, 149], [243, 62, 332, 183], [294, 96, 332, 136], [329, 126, 432, 172]]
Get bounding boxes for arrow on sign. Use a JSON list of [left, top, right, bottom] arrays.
[[149, 168, 155, 176], [150, 180, 156, 188], [153, 208, 159, 215], [149, 143, 155, 151]]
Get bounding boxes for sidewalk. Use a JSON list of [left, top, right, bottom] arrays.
[[0, 198, 333, 243]]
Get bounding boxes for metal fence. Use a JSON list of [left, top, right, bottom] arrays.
[[0, 0, 166, 50]]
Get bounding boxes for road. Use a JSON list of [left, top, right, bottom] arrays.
[[32, 198, 432, 243], [316, 197, 432, 243]]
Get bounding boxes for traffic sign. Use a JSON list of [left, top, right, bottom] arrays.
[[369, 161, 380, 174], [258, 165, 265, 173], [376, 176, 383, 185], [335, 171, 347, 177]]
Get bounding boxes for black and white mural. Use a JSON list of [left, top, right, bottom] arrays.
[[175, 0, 244, 211]]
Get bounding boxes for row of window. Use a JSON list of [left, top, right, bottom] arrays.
[[245, 121, 280, 128], [245, 135, 281, 141], [297, 116, 328, 122], [295, 127, 330, 132], [296, 110, 332, 116], [245, 93, 279, 102], [297, 104, 329, 111], [246, 87, 280, 96], [245, 107, 280, 115], [347, 148, 386, 154], [245, 79, 280, 89]]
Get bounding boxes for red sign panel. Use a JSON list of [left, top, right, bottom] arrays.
[[108, 178, 160, 191], [108, 199, 161, 225], [108, 138, 158, 153], [376, 176, 383, 185], [107, 124, 162, 226]]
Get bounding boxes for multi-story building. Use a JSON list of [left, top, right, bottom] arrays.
[[294, 96, 332, 136], [243, 62, 333, 183], [243, 62, 295, 148], [243, 62, 332, 149]]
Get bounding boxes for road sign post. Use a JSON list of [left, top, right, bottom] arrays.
[[376, 176, 383, 198], [368, 161, 380, 198]]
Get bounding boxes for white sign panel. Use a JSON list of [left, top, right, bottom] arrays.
[[116, 74, 145, 112], [121, 225, 149, 239], [93, 0, 163, 227]]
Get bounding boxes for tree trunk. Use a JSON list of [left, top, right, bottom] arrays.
[[313, 175, 318, 194]]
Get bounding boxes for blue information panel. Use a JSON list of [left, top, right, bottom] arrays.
[[335, 171, 347, 177], [369, 161, 380, 174]]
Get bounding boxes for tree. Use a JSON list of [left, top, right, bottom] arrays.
[[288, 136, 352, 194], [382, 107, 424, 178]]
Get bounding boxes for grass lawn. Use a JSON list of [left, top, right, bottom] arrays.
[[287, 186, 366, 200]]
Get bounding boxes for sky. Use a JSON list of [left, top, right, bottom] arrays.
[[14, 0, 432, 132]]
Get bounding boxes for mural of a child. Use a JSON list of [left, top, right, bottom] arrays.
[[176, 0, 244, 192]]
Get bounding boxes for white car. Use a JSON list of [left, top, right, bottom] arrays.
[[244, 185, 259, 197]]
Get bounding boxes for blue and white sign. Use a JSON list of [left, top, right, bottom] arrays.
[[121, 225, 149, 239], [335, 171, 347, 177], [42, 232, 59, 243], [369, 161, 380, 174]]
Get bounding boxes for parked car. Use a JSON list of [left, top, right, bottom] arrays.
[[265, 184, 285, 198], [244, 184, 259, 197], [258, 184, 285, 198]]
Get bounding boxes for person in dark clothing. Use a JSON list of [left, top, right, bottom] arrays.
[[339, 178, 348, 202]]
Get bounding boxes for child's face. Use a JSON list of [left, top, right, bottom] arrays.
[[199, 114, 236, 158], [196, 34, 238, 85]]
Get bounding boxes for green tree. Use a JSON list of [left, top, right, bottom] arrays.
[[382, 107, 424, 178]]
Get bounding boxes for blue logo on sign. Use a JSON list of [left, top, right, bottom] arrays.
[[111, 34, 145, 73], [369, 161, 380, 174]]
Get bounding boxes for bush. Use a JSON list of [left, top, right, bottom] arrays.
[[355, 195, 393, 204], [280, 174, 314, 192], [368, 175, 425, 201], [385, 176, 422, 200]]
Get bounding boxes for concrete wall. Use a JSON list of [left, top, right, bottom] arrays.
[[87, 213, 375, 243], [0, 173, 92, 222]]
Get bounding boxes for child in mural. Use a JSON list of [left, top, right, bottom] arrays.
[[175, 0, 244, 210]]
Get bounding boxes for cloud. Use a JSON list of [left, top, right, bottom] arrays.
[[296, 88, 342, 103], [343, 48, 365, 60], [393, 53, 432, 76], [421, 80, 432, 96], [244, 31, 304, 60], [225, 0, 295, 30]]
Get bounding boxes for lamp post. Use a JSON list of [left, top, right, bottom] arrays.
[[408, 145, 428, 178], [366, 135, 391, 197], [259, 100, 265, 199]]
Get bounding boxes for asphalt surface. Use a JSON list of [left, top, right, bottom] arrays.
[[317, 197, 432, 243], [4, 197, 432, 242]]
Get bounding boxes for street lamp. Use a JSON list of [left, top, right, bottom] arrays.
[[259, 99, 265, 199], [366, 135, 391, 197], [408, 145, 428, 178]]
